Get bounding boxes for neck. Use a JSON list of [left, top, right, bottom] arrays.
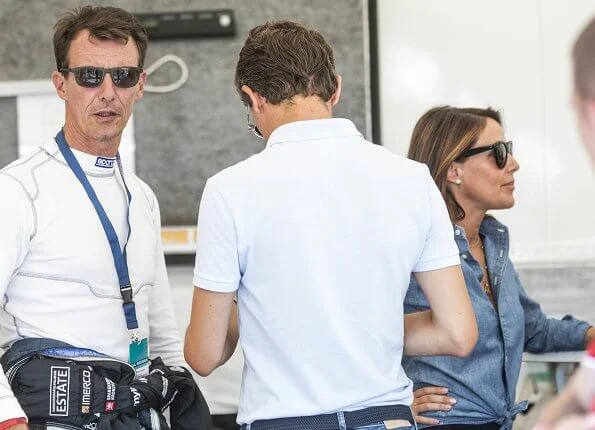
[[458, 207, 487, 245], [62, 122, 120, 157], [263, 96, 333, 139]]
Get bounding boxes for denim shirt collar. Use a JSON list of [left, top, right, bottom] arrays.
[[453, 215, 508, 252]]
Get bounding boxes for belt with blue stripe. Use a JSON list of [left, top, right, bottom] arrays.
[[241, 404, 414, 430]]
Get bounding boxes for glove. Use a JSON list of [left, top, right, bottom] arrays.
[[146, 358, 213, 430], [129, 363, 178, 412]]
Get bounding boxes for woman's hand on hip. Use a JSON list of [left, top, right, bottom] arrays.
[[412, 386, 456, 425]]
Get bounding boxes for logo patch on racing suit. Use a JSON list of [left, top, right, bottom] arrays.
[[94, 157, 115, 168], [105, 377, 116, 412], [130, 386, 141, 407], [80, 368, 93, 413], [49, 366, 70, 416]]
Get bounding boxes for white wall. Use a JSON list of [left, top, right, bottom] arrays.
[[377, 0, 595, 266]]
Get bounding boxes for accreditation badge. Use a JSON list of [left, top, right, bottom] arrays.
[[129, 337, 149, 377]]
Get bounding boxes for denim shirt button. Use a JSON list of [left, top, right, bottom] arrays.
[[461, 253, 468, 259], [455, 229, 461, 236]]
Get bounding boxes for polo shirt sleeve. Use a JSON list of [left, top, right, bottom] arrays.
[[193, 179, 240, 292], [413, 166, 460, 272]]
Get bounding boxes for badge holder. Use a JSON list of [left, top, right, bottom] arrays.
[[129, 335, 149, 377], [56, 130, 150, 379], [122, 286, 149, 378]]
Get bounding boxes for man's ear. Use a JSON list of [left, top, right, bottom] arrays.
[[135, 71, 147, 100], [329, 74, 342, 107], [241, 85, 266, 114], [52, 70, 68, 101]]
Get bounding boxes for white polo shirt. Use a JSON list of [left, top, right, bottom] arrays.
[[193, 118, 460, 424]]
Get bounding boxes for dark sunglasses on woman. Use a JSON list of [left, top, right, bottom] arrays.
[[458, 141, 513, 169], [60, 66, 143, 88]]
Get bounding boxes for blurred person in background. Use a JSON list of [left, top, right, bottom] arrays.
[[536, 13, 595, 430]]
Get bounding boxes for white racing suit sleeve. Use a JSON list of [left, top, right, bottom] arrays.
[[0, 173, 34, 422], [144, 188, 186, 368]]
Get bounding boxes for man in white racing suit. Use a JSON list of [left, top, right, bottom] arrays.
[[0, 6, 186, 429]]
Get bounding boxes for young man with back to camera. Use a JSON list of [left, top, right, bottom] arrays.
[[185, 20, 479, 430]]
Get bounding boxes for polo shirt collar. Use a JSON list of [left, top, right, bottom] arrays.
[[266, 118, 363, 148]]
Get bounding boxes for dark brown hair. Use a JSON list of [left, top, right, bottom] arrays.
[[407, 106, 502, 221], [234, 20, 338, 106], [573, 15, 595, 99], [53, 5, 148, 70]]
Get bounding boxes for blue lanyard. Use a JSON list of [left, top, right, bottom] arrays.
[[55, 129, 139, 333]]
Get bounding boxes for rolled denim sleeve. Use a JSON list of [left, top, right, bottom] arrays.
[[517, 268, 591, 352]]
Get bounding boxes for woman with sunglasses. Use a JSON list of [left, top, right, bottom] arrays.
[[403, 106, 595, 430]]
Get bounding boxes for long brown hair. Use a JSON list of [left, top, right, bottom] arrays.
[[407, 106, 501, 221]]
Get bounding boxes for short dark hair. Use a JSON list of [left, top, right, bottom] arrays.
[[407, 106, 502, 221], [53, 5, 148, 70], [235, 20, 338, 106], [573, 15, 595, 99]]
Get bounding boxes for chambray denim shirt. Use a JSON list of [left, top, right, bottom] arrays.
[[403, 216, 590, 430]]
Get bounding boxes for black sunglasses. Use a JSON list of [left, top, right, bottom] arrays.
[[60, 66, 143, 88], [458, 141, 513, 169]]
